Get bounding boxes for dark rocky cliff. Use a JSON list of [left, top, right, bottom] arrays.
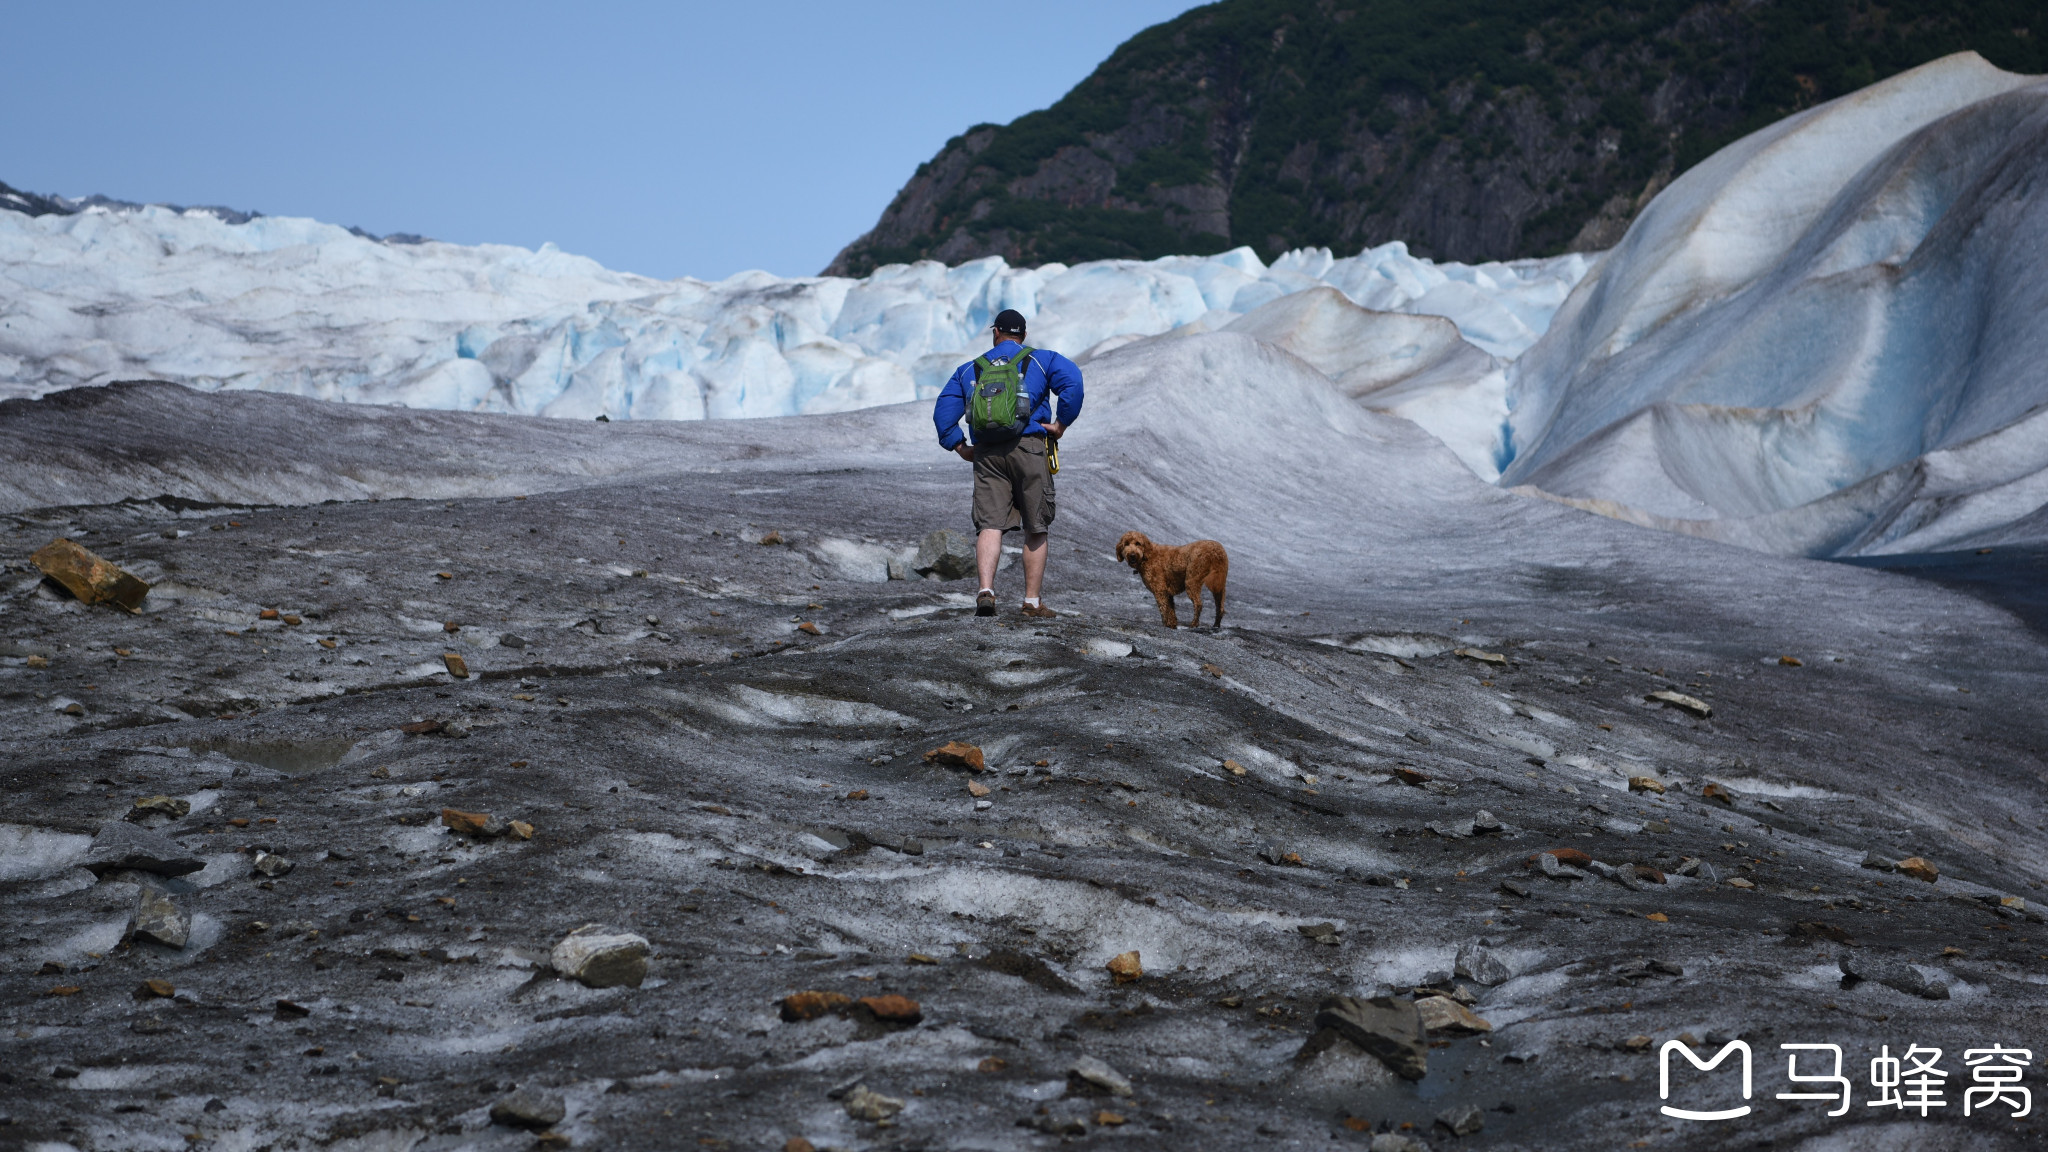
[[826, 0, 2046, 275]]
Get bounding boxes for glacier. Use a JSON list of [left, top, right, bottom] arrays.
[[1498, 52, 2048, 557], [7, 52, 2046, 561], [0, 200, 1588, 420]]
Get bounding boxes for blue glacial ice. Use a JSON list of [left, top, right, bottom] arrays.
[[0, 202, 1589, 420]]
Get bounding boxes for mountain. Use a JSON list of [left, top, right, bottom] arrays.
[[824, 0, 2048, 275]]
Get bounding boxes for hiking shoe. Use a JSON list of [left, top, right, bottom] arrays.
[[975, 591, 997, 617], [1019, 602, 1058, 618]]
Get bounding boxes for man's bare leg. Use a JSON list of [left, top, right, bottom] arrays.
[[976, 528, 1003, 593], [1021, 532, 1049, 601]]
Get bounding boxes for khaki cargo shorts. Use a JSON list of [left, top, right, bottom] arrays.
[[971, 434, 1055, 535]]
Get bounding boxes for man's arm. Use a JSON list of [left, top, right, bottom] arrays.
[[1041, 351, 1083, 437], [933, 365, 973, 454]]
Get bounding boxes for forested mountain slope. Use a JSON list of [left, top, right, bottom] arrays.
[[827, 0, 2046, 273]]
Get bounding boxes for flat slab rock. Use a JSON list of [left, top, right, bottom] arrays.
[[82, 821, 205, 878], [1312, 995, 1428, 1081]]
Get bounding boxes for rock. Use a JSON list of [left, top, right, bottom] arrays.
[[1498, 879, 1531, 899], [1647, 690, 1711, 718], [758, 531, 784, 546], [1839, 954, 1950, 1000], [785, 1139, 816, 1152], [1701, 783, 1735, 806], [400, 719, 444, 735], [1105, 950, 1143, 984], [1533, 852, 1587, 881], [442, 808, 509, 838], [780, 990, 852, 1021], [923, 741, 986, 771], [1094, 1110, 1126, 1126], [1897, 856, 1939, 883], [843, 1084, 905, 1121], [1789, 921, 1856, 945], [886, 557, 907, 581], [1312, 995, 1428, 1081], [1861, 851, 1897, 872], [1627, 776, 1665, 794], [1393, 767, 1432, 786], [856, 994, 922, 1025], [1414, 995, 1492, 1034], [137, 978, 175, 999], [1437, 1102, 1485, 1136], [31, 538, 150, 611], [1779, 655, 1804, 666], [1258, 844, 1305, 865], [1454, 647, 1507, 665], [250, 851, 293, 878], [967, 779, 991, 798], [550, 924, 650, 988], [83, 822, 205, 877], [1472, 810, 1503, 834], [1632, 864, 1667, 885], [1727, 877, 1756, 889], [1455, 941, 1511, 986], [1674, 856, 1702, 877], [1371, 1135, 1432, 1152], [500, 634, 528, 648], [1298, 922, 1342, 946], [1420, 779, 1460, 796], [127, 795, 191, 822], [133, 888, 189, 948], [442, 652, 470, 678], [797, 621, 821, 635], [1426, 819, 1473, 839], [489, 1087, 566, 1130], [914, 529, 975, 580], [1069, 1055, 1134, 1097]]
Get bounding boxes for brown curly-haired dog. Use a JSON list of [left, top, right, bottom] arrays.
[[1116, 530, 1228, 629]]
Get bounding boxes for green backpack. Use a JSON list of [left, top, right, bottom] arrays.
[[969, 346, 1034, 441]]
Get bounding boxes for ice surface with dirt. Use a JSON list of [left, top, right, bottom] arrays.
[[3, 331, 2047, 1149]]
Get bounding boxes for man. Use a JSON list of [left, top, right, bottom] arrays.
[[932, 308, 1084, 618]]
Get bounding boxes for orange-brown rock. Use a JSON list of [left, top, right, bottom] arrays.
[[443, 652, 470, 679], [1898, 856, 1939, 883], [31, 539, 150, 611], [779, 990, 852, 1021], [924, 741, 985, 772], [1106, 950, 1143, 984], [1527, 848, 1593, 869], [857, 994, 923, 1024], [441, 809, 506, 838]]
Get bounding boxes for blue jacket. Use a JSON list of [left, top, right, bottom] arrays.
[[933, 340, 1084, 450]]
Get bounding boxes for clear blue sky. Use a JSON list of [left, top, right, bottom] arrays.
[[0, 1, 1202, 280]]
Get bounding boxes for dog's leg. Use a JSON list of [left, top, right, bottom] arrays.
[[1210, 578, 1224, 629], [1187, 587, 1203, 628], [1152, 588, 1179, 629]]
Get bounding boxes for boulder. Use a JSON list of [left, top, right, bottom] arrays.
[[31, 538, 150, 611], [913, 529, 975, 580], [133, 888, 190, 948], [550, 924, 650, 988], [1069, 1055, 1134, 1097], [1415, 995, 1492, 1034], [1312, 995, 1428, 1081], [489, 1087, 566, 1130]]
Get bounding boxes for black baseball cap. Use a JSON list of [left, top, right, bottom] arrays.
[[991, 309, 1027, 335]]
